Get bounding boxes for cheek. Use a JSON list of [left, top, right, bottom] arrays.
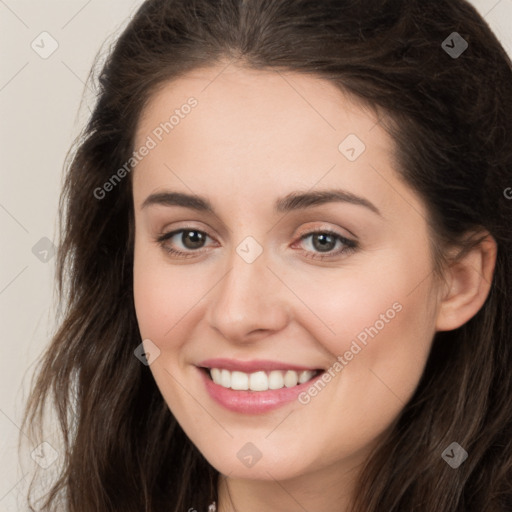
[[326, 277, 434, 365], [134, 264, 194, 346], [132, 249, 213, 418], [274, 262, 436, 468], [133, 239, 217, 355], [283, 246, 437, 406], [281, 258, 434, 357]]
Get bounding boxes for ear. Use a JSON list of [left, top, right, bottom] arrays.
[[435, 233, 497, 332]]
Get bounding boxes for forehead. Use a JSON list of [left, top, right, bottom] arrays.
[[135, 64, 382, 151], [131, 64, 423, 222]]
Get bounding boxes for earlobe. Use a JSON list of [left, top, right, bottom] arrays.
[[435, 234, 497, 332]]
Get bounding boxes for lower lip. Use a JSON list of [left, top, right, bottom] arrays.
[[198, 367, 325, 414]]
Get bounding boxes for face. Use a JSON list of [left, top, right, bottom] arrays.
[[132, 63, 441, 484]]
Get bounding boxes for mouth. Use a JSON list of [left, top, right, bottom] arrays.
[[196, 358, 328, 413], [197, 364, 327, 414], [199, 367, 324, 392]]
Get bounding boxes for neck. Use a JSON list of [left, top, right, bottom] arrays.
[[216, 459, 364, 512]]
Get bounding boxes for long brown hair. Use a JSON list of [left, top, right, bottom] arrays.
[[22, 0, 512, 510]]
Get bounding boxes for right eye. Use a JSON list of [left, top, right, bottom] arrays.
[[155, 228, 215, 258]]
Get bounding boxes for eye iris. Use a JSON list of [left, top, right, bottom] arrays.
[[312, 233, 336, 252], [182, 230, 205, 249]]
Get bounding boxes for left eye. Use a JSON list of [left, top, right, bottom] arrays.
[[295, 230, 357, 259], [155, 228, 357, 260]]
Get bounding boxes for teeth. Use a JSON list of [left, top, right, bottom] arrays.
[[268, 370, 284, 389], [208, 368, 318, 391], [231, 371, 249, 390], [249, 371, 268, 391], [284, 370, 298, 388], [298, 369, 314, 384], [220, 369, 230, 388]]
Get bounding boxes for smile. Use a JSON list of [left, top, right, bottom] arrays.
[[208, 368, 321, 391], [196, 358, 327, 414]]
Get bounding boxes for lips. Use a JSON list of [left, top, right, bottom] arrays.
[[197, 358, 322, 373], [196, 358, 326, 413]]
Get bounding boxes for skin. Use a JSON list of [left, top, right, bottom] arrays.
[[131, 63, 496, 512]]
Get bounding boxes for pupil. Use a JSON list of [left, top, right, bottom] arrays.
[[313, 233, 335, 252], [183, 230, 204, 249]]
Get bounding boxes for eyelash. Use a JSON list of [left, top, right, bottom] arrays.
[[155, 228, 358, 261]]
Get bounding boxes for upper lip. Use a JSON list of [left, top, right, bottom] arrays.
[[197, 358, 322, 373]]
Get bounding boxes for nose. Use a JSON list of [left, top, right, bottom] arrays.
[[206, 246, 291, 343]]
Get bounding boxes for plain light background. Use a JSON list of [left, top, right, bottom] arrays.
[[1, 0, 511, 509]]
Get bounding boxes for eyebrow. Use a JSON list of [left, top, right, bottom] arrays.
[[141, 189, 381, 216]]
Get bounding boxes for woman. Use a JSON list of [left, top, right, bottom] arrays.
[[22, 0, 512, 511]]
